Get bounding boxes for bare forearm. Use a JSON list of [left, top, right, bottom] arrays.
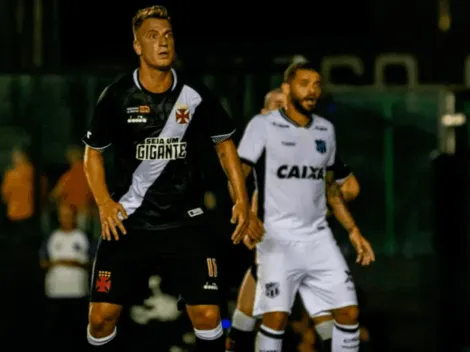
[[327, 180, 357, 232], [216, 140, 249, 205], [84, 147, 112, 206], [228, 163, 252, 203]]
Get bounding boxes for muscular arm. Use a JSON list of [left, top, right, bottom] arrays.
[[326, 171, 357, 233], [83, 146, 112, 206], [340, 174, 360, 202], [215, 139, 250, 207]]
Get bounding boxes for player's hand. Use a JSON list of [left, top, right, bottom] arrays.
[[243, 235, 257, 250], [230, 201, 250, 244], [98, 199, 128, 241], [349, 227, 375, 266], [245, 211, 264, 243]]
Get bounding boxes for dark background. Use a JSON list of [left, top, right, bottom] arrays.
[[0, 0, 470, 351]]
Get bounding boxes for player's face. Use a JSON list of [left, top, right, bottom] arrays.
[[286, 69, 322, 115], [134, 18, 175, 70], [266, 92, 286, 111]]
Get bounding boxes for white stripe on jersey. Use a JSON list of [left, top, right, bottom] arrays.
[[118, 84, 202, 217], [238, 110, 336, 241]]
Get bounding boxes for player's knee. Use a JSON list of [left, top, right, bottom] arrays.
[[89, 303, 121, 334], [312, 314, 333, 326], [188, 305, 221, 330], [262, 311, 289, 331], [331, 305, 359, 325]]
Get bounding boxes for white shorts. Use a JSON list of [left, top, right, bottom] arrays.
[[253, 229, 357, 318]]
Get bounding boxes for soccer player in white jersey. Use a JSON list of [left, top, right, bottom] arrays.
[[226, 89, 362, 352], [236, 62, 375, 352]]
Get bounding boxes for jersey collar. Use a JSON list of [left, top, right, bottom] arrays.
[[279, 108, 314, 129], [133, 68, 178, 92]]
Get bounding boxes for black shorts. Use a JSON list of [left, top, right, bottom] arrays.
[[90, 222, 221, 306]]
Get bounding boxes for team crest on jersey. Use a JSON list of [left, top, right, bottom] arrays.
[[96, 270, 111, 293], [265, 282, 280, 298], [136, 137, 187, 160], [175, 104, 191, 124], [315, 139, 327, 154]]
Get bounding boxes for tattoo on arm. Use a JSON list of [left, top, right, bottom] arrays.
[[326, 171, 357, 233]]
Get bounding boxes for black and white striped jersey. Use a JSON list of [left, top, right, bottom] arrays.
[[82, 69, 235, 231]]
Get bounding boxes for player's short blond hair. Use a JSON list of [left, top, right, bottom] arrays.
[[132, 5, 171, 35]]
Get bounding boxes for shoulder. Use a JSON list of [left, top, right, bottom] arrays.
[[73, 230, 89, 243], [176, 71, 218, 101], [97, 71, 135, 103], [248, 110, 282, 127], [48, 230, 61, 242], [312, 114, 334, 130]]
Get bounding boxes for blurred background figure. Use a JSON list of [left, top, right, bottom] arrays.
[[50, 145, 94, 232], [39, 204, 92, 349], [1, 147, 47, 245], [260, 88, 285, 114]]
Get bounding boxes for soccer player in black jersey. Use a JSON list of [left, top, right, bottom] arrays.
[[82, 6, 263, 351]]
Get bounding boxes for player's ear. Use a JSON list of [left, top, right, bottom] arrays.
[[133, 40, 142, 56], [261, 108, 268, 114], [281, 82, 290, 96]]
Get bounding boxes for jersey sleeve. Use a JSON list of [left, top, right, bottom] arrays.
[[82, 86, 116, 150], [326, 125, 336, 169], [237, 116, 267, 166], [196, 91, 236, 144], [332, 156, 352, 184]]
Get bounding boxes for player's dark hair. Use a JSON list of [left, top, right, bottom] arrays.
[[132, 5, 171, 35], [283, 61, 319, 83]]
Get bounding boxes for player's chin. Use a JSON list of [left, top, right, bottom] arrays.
[[301, 102, 316, 113], [150, 58, 173, 71]]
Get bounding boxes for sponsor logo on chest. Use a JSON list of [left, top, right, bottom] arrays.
[[136, 137, 187, 160]]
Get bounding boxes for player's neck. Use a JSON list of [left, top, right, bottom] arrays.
[[138, 64, 173, 94], [282, 105, 311, 127]]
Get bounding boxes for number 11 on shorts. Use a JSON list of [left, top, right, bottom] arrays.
[[206, 258, 218, 278]]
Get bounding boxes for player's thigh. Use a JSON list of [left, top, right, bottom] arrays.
[[163, 252, 222, 306], [300, 240, 357, 316], [90, 234, 151, 306], [236, 267, 257, 315], [253, 239, 300, 316]]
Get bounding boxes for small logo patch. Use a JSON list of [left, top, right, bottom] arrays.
[[265, 282, 280, 298], [315, 139, 327, 154], [96, 271, 111, 293]]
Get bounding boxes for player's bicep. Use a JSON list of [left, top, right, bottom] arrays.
[[237, 116, 266, 166], [340, 174, 360, 202], [82, 86, 116, 150]]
